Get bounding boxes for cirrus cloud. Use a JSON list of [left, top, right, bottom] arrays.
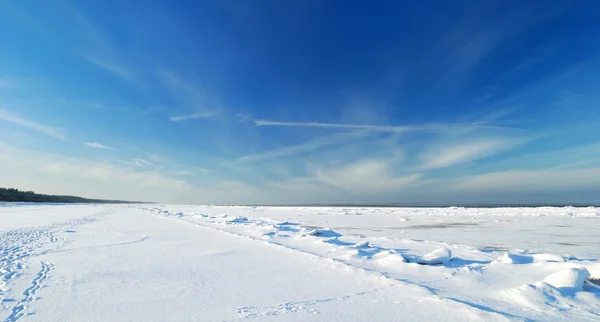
[[85, 142, 117, 151]]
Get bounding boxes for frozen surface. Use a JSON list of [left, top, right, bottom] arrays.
[[1, 204, 599, 321]]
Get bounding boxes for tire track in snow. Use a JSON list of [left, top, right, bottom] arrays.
[[3, 261, 54, 322]]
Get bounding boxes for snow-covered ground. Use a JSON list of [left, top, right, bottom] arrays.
[[1, 204, 599, 321]]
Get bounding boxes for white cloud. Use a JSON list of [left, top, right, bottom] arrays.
[[5, 137, 599, 205], [254, 120, 514, 133], [85, 142, 117, 151], [0, 109, 65, 139], [0, 143, 190, 203], [118, 158, 153, 168], [265, 177, 344, 204], [169, 111, 218, 122], [256, 159, 423, 204], [238, 131, 368, 163], [313, 160, 421, 195], [419, 138, 522, 170], [171, 169, 194, 176], [0, 142, 271, 204], [160, 70, 224, 122], [453, 167, 600, 192]]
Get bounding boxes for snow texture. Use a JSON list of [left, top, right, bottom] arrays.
[[1, 204, 599, 321]]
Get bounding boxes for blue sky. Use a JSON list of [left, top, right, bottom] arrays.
[[1, 0, 600, 204]]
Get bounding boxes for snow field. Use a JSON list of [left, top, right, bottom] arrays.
[[1, 204, 599, 321]]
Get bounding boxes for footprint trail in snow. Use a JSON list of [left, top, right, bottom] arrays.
[[0, 210, 110, 320]]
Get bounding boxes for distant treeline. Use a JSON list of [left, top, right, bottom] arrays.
[[0, 187, 145, 204]]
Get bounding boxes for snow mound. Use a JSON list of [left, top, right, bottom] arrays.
[[504, 266, 598, 313], [353, 241, 370, 248], [416, 247, 452, 265], [584, 262, 600, 278], [495, 252, 565, 264], [532, 253, 566, 262], [133, 204, 600, 320], [225, 216, 249, 224], [373, 250, 395, 260], [304, 228, 341, 238], [373, 250, 407, 265], [276, 221, 294, 226], [543, 267, 590, 292]]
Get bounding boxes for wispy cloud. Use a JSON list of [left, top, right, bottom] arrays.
[[60, 3, 137, 83], [254, 120, 514, 133], [85, 142, 117, 151], [419, 138, 523, 170], [0, 143, 191, 203], [0, 142, 274, 204], [160, 69, 223, 122], [160, 69, 205, 100], [312, 160, 422, 195], [236, 113, 251, 122], [83, 56, 136, 83], [454, 167, 600, 193], [170, 111, 219, 122], [161, 69, 212, 108], [238, 131, 368, 163], [171, 169, 194, 176], [0, 109, 65, 139], [118, 158, 154, 168]]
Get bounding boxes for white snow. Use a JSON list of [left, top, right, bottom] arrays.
[[543, 267, 590, 291], [495, 251, 566, 264], [415, 247, 452, 265], [1, 204, 599, 321]]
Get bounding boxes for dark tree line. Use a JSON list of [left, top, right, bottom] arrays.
[[0, 187, 143, 204]]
